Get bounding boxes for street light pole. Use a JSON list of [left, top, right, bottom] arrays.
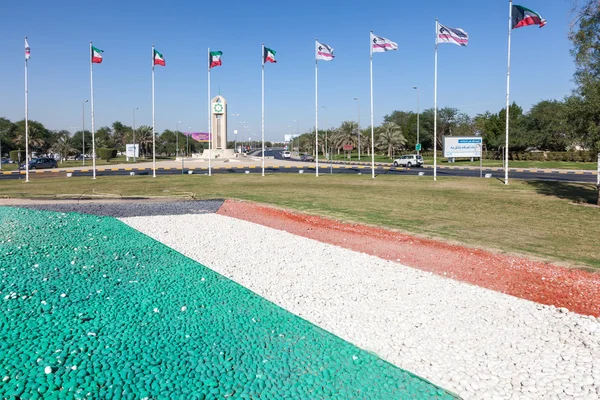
[[413, 87, 420, 155], [133, 107, 138, 162], [354, 98, 360, 160], [187, 126, 191, 157], [176, 121, 182, 159], [292, 120, 299, 155], [82, 100, 88, 165]]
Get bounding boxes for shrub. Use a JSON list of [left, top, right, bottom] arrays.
[[97, 148, 117, 161], [9, 150, 26, 163]]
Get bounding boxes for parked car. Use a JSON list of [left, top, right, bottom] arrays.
[[393, 154, 423, 168], [1, 158, 14, 164], [300, 154, 315, 162], [282, 151, 291, 159], [20, 157, 58, 170]]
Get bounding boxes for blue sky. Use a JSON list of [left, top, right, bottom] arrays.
[[0, 0, 575, 141]]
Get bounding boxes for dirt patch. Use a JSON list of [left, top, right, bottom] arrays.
[[217, 199, 600, 317]]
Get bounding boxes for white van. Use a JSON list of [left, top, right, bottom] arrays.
[[282, 151, 291, 159]]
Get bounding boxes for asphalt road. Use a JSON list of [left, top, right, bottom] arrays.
[[1, 162, 597, 183]]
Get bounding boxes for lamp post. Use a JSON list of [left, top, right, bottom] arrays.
[[82, 100, 88, 165], [292, 120, 299, 154], [0, 130, 3, 170], [322, 105, 332, 174], [354, 98, 360, 160], [132, 107, 139, 162], [413, 86, 420, 155], [176, 121, 182, 159], [187, 126, 191, 157], [230, 114, 240, 152]]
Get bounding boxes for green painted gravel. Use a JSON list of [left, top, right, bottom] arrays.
[[0, 207, 457, 399]]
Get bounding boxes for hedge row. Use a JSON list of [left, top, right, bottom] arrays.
[[97, 148, 117, 161]]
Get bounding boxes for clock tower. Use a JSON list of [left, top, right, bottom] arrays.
[[211, 95, 227, 150]]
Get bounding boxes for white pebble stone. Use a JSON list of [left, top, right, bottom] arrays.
[[44, 366, 52, 374], [121, 213, 600, 400]]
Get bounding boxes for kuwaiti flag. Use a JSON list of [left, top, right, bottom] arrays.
[[512, 5, 546, 29], [209, 51, 223, 68], [154, 49, 165, 66], [25, 38, 30, 60], [91, 46, 103, 63], [316, 40, 334, 61], [264, 46, 276, 63], [371, 32, 398, 53], [438, 23, 469, 47]]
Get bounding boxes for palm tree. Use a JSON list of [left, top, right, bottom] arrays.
[[376, 122, 406, 158], [333, 121, 358, 159], [112, 121, 128, 149], [51, 134, 75, 163], [136, 125, 153, 157], [12, 123, 46, 156]]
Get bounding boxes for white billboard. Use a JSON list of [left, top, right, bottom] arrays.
[[126, 144, 139, 158], [284, 134, 300, 142], [443, 136, 482, 158]]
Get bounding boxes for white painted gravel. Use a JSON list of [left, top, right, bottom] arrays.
[[122, 214, 600, 400]]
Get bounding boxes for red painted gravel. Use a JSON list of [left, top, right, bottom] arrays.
[[218, 199, 600, 317]]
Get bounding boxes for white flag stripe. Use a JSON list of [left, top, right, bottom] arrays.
[[438, 23, 469, 47], [316, 40, 334, 61], [25, 38, 31, 60], [370, 32, 398, 53]]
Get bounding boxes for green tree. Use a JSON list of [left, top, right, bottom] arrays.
[[384, 111, 419, 150], [567, 1, 600, 152], [11, 120, 47, 156], [376, 122, 406, 157], [111, 121, 128, 151], [50, 131, 75, 163], [333, 121, 358, 158], [136, 125, 153, 157], [0, 118, 15, 157], [71, 130, 92, 155], [526, 100, 570, 151], [95, 127, 114, 149]]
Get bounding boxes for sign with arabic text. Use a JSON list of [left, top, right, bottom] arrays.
[[443, 136, 482, 158]]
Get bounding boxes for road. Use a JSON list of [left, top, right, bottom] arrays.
[[1, 150, 597, 183]]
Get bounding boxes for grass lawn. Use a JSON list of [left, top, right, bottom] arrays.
[[1, 174, 599, 270], [319, 154, 597, 170]]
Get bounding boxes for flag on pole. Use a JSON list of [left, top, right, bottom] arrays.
[[25, 38, 30, 59], [316, 40, 334, 61], [153, 49, 165, 66], [209, 51, 223, 68], [512, 5, 546, 29], [91, 46, 103, 63], [371, 33, 398, 53], [264, 47, 276, 63], [438, 24, 469, 46]]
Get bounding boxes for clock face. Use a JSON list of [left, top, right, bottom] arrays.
[[213, 102, 224, 114]]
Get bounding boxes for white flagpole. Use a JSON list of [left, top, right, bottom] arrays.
[[151, 45, 156, 178], [434, 20, 439, 181], [315, 39, 319, 177], [24, 37, 30, 183], [261, 43, 265, 177], [90, 41, 97, 180], [505, 0, 513, 185], [208, 47, 212, 177], [370, 31, 375, 179]]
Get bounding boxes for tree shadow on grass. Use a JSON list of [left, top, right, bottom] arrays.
[[526, 181, 598, 205]]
